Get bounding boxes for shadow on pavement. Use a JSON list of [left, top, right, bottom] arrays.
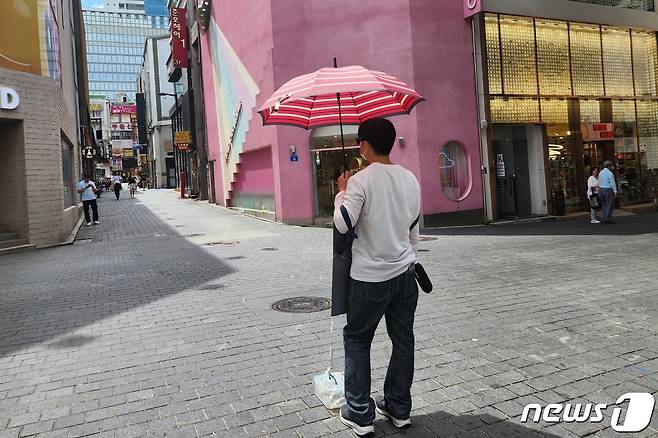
[[0, 193, 235, 358], [371, 412, 563, 437], [422, 212, 658, 237]]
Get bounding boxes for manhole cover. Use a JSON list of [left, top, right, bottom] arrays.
[[272, 297, 331, 313], [260, 247, 278, 251], [420, 236, 438, 241], [207, 241, 239, 246]]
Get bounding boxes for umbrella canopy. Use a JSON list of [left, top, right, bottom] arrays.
[[258, 65, 424, 130]]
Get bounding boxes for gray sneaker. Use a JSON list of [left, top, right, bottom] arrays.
[[339, 405, 374, 436], [375, 397, 411, 428]]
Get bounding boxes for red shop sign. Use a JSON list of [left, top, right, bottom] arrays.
[[170, 8, 189, 68]]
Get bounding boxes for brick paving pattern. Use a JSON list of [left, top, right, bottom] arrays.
[[1, 189, 657, 437]]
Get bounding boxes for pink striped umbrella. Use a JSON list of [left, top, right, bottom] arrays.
[[258, 65, 425, 130]]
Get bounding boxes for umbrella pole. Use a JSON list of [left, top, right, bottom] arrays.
[[334, 58, 348, 172]]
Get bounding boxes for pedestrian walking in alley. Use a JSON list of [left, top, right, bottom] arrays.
[[77, 174, 100, 226], [127, 174, 137, 198], [598, 161, 618, 224], [112, 173, 123, 200], [587, 167, 601, 224], [334, 118, 420, 435]]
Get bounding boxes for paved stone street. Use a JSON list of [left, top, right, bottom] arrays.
[[1, 189, 657, 438]]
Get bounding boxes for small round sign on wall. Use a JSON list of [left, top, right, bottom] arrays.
[[467, 0, 478, 9]]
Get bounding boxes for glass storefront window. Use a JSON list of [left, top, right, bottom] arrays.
[[632, 30, 658, 97], [439, 142, 471, 201], [485, 15, 502, 94], [612, 100, 642, 202], [499, 15, 538, 95], [637, 100, 658, 201], [542, 99, 580, 210], [602, 27, 634, 96], [570, 23, 605, 96], [536, 19, 572, 95], [485, 14, 658, 209]]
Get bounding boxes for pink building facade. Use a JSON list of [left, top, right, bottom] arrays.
[[199, 0, 484, 226]]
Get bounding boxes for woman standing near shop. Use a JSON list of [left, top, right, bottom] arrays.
[[587, 167, 601, 224]]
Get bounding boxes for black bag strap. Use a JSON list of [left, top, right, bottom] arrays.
[[410, 215, 420, 230], [340, 205, 357, 239]]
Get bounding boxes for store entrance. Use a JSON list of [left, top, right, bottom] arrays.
[[493, 125, 548, 219], [311, 147, 362, 224]]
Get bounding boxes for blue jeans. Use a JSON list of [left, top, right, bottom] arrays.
[[600, 188, 615, 221], [343, 265, 418, 422]]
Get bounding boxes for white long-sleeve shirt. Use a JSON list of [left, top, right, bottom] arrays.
[[334, 162, 421, 282]]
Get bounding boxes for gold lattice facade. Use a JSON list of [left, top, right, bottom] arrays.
[[485, 13, 658, 210]]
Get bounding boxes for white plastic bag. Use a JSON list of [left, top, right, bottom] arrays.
[[313, 368, 345, 410]]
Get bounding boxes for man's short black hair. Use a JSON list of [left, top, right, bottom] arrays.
[[84, 174, 92, 179], [358, 117, 396, 156]]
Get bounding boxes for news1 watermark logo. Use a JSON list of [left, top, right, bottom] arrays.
[[521, 393, 656, 433]]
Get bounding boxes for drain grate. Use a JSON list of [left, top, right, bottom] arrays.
[[420, 236, 438, 241], [418, 249, 430, 252], [184, 233, 205, 237], [260, 247, 278, 251], [272, 297, 331, 313], [74, 238, 93, 245], [227, 256, 246, 260], [207, 241, 239, 246]]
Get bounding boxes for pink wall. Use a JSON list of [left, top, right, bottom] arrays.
[[232, 147, 274, 194], [201, 0, 483, 222], [410, 0, 483, 214], [199, 35, 223, 199], [270, 0, 420, 222]]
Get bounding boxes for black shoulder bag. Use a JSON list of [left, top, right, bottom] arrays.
[[331, 210, 433, 317]]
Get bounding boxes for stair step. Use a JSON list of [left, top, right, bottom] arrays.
[[0, 242, 34, 255]]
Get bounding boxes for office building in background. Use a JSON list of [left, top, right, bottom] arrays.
[[83, 0, 168, 100]]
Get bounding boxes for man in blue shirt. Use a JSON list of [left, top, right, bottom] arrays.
[[77, 174, 100, 226], [598, 161, 617, 224]]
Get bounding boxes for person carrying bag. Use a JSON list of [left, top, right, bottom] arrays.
[[331, 118, 431, 435]]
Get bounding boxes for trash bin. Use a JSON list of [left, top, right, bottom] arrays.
[[553, 191, 565, 216]]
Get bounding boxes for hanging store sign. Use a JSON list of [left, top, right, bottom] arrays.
[[175, 130, 191, 144], [176, 143, 191, 152], [111, 104, 136, 115], [582, 123, 615, 142], [123, 148, 134, 158], [170, 8, 189, 68], [111, 123, 133, 131], [83, 147, 95, 159], [0, 87, 20, 110], [464, 0, 482, 18], [111, 158, 123, 170]]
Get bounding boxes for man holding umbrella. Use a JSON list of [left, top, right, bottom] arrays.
[[334, 117, 420, 435]]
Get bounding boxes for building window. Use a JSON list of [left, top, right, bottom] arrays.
[[439, 142, 471, 201], [61, 137, 75, 208]]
